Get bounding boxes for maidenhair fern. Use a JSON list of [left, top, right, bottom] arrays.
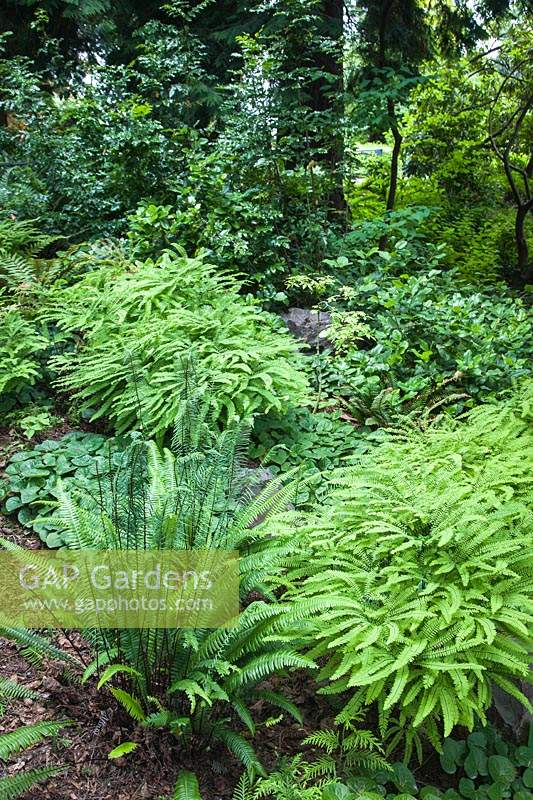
[[267, 384, 533, 756], [42, 247, 309, 435]]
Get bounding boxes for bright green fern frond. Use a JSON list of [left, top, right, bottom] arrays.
[[0, 765, 65, 800]]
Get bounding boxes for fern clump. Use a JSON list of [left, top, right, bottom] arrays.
[[42, 247, 309, 436], [38, 391, 313, 774], [0, 218, 58, 294], [268, 384, 533, 756], [0, 304, 51, 412]]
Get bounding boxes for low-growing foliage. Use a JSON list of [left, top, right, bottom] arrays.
[[315, 267, 532, 408], [250, 408, 384, 507], [169, 719, 389, 800], [4, 405, 62, 440], [435, 724, 533, 800], [341, 724, 533, 800], [224, 724, 533, 800], [169, 771, 255, 800], [2, 430, 122, 547]]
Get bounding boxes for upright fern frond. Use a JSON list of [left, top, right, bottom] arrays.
[[38, 389, 309, 773]]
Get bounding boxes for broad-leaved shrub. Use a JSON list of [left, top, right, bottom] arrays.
[[317, 267, 532, 407]]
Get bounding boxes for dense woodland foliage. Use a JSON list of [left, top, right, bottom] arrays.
[[0, 1, 531, 798]]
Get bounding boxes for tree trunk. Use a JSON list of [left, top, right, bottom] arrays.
[[309, 0, 346, 220], [516, 202, 533, 282], [386, 106, 402, 212], [378, 98, 402, 249]]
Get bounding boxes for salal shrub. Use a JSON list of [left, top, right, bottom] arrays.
[[318, 267, 532, 407], [269, 385, 533, 755], [43, 247, 309, 436]]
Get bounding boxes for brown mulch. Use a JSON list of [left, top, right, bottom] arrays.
[[0, 626, 328, 800], [0, 506, 331, 800]]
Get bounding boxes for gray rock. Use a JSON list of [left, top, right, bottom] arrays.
[[280, 307, 332, 348], [492, 673, 533, 739], [238, 466, 293, 526], [238, 466, 276, 499]]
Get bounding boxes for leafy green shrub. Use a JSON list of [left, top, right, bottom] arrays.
[[334, 725, 533, 800], [268, 386, 533, 753], [2, 431, 123, 547], [250, 408, 384, 506], [41, 393, 313, 774], [333, 207, 446, 280], [0, 53, 182, 236], [43, 248, 309, 436], [317, 267, 532, 407]]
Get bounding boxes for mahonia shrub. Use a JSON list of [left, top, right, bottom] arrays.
[[268, 384, 533, 755], [42, 247, 309, 436]]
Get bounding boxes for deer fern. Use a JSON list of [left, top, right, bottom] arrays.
[[0, 719, 70, 799], [42, 389, 313, 773]]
